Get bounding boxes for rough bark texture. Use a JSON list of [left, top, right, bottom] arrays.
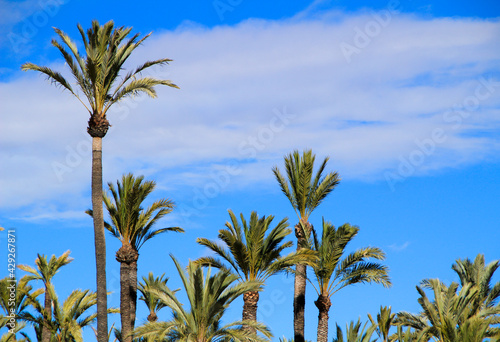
[[91, 137, 108, 342], [41, 287, 51, 342], [130, 259, 138, 330], [116, 244, 139, 342], [242, 291, 260, 334], [294, 221, 312, 342], [315, 294, 332, 342]]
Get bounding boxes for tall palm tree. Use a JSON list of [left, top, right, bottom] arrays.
[[133, 256, 272, 342], [368, 306, 396, 342], [17, 251, 73, 342], [272, 149, 340, 342], [194, 210, 316, 332], [310, 221, 391, 342], [138, 272, 172, 322], [87, 173, 183, 342], [21, 20, 178, 342]]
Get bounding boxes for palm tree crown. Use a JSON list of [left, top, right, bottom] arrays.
[[138, 272, 173, 322], [272, 149, 340, 223], [21, 284, 118, 342], [452, 254, 500, 311], [21, 20, 178, 136], [311, 221, 391, 297], [101, 173, 184, 250], [195, 210, 316, 283]]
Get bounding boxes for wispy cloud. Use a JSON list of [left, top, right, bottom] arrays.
[[388, 241, 410, 252], [2, 11, 499, 216]]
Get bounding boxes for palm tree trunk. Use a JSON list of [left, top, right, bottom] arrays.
[[116, 244, 139, 342], [92, 137, 108, 342], [294, 261, 306, 342], [294, 221, 311, 342], [120, 260, 132, 342], [242, 291, 260, 334], [315, 294, 332, 342], [41, 287, 51, 342], [129, 259, 138, 331]]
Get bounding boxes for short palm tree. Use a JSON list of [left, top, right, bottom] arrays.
[[452, 254, 500, 312], [87, 173, 184, 342], [21, 21, 178, 342], [195, 210, 316, 332], [133, 256, 272, 342], [17, 251, 73, 342], [0, 276, 43, 342], [395, 278, 500, 342], [332, 319, 378, 342], [368, 306, 396, 342], [310, 221, 391, 342], [21, 284, 118, 342], [138, 272, 172, 322], [272, 149, 340, 342]]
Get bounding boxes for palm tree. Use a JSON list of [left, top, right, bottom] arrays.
[[87, 173, 183, 342], [21, 283, 118, 342], [17, 251, 73, 342], [138, 272, 172, 322], [310, 220, 391, 342], [368, 306, 396, 342], [272, 149, 340, 342], [452, 254, 500, 313], [133, 256, 272, 342], [21, 20, 178, 342], [0, 276, 43, 342], [331, 319, 377, 342], [395, 278, 500, 341], [194, 210, 316, 332]]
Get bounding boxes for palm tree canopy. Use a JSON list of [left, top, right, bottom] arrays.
[[0, 276, 43, 318], [87, 173, 184, 250], [17, 250, 73, 285], [395, 278, 500, 342], [332, 319, 378, 342], [272, 149, 340, 221], [367, 306, 396, 342], [310, 220, 391, 298], [20, 283, 118, 342], [133, 256, 272, 342], [138, 272, 174, 320], [452, 254, 500, 309], [21, 20, 178, 132], [195, 210, 317, 283]]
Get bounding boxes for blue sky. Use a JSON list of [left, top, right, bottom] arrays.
[[1, 0, 500, 341]]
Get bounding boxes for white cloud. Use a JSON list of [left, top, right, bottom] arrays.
[[388, 241, 410, 252], [2, 12, 500, 216]]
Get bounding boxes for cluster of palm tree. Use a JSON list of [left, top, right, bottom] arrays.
[[3, 149, 394, 341], [7, 19, 498, 342], [328, 254, 500, 342]]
